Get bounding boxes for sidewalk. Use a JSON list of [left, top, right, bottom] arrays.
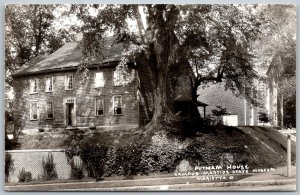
[[5, 166, 296, 191], [241, 166, 296, 182]]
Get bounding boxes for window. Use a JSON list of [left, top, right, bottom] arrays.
[[45, 77, 53, 92], [30, 79, 38, 93], [65, 74, 73, 90], [30, 102, 38, 120], [95, 72, 105, 88], [95, 96, 104, 116], [113, 95, 123, 115], [47, 101, 54, 119]]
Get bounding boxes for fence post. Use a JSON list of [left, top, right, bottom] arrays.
[[287, 134, 291, 177]]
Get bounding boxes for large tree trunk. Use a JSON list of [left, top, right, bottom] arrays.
[[145, 33, 175, 128], [149, 67, 170, 125], [143, 5, 184, 129]]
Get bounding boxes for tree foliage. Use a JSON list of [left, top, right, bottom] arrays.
[[70, 4, 268, 127], [253, 4, 296, 71], [5, 4, 77, 82], [185, 5, 264, 105], [5, 4, 295, 129], [253, 5, 296, 127], [5, 5, 78, 141]]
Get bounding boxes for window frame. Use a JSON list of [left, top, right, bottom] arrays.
[[65, 74, 74, 90], [45, 76, 54, 92], [95, 96, 105, 116], [29, 101, 39, 121], [46, 101, 54, 119], [30, 78, 38, 94], [113, 95, 123, 116], [94, 71, 105, 88]]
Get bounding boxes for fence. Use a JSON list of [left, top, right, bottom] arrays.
[[5, 149, 77, 183]]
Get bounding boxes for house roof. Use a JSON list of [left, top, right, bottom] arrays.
[[13, 36, 135, 77]]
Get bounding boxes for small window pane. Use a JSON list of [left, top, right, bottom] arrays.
[[65, 75, 73, 90], [47, 102, 53, 119], [30, 102, 38, 120], [113, 96, 122, 115], [96, 97, 104, 116], [46, 77, 53, 92], [31, 79, 38, 93]]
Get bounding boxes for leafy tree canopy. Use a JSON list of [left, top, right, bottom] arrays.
[[69, 4, 271, 126], [5, 4, 296, 128]]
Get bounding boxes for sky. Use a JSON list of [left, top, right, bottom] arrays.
[[51, 5, 148, 35]]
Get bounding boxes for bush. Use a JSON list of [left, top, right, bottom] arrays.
[[140, 132, 184, 174], [69, 158, 84, 180], [5, 133, 20, 150], [258, 112, 271, 125], [104, 147, 119, 176], [184, 142, 205, 166], [115, 143, 144, 179], [180, 118, 202, 136], [42, 153, 58, 180], [202, 115, 215, 127], [65, 131, 191, 179], [18, 168, 32, 182], [140, 145, 182, 174], [212, 106, 228, 125], [79, 143, 109, 181], [5, 153, 14, 182]]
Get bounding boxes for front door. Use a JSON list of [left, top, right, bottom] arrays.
[[66, 103, 75, 126], [65, 100, 76, 127]]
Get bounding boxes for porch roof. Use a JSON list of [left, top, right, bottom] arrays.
[[196, 100, 208, 107], [174, 98, 208, 107]]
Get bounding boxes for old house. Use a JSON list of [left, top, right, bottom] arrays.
[[12, 35, 196, 134]]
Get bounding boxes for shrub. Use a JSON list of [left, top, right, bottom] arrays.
[[258, 112, 271, 125], [140, 145, 182, 174], [140, 132, 184, 174], [180, 118, 202, 136], [115, 143, 144, 179], [42, 153, 58, 180], [79, 143, 109, 181], [69, 158, 84, 180], [184, 142, 205, 166], [212, 106, 228, 125], [104, 147, 119, 176], [5, 153, 14, 182], [18, 168, 32, 182], [202, 115, 215, 127], [5, 134, 20, 150]]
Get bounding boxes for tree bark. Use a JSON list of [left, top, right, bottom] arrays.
[[149, 67, 170, 125]]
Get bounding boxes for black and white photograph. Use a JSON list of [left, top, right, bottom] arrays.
[[4, 3, 296, 191]]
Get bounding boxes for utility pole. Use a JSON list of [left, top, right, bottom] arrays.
[[287, 134, 292, 177]]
